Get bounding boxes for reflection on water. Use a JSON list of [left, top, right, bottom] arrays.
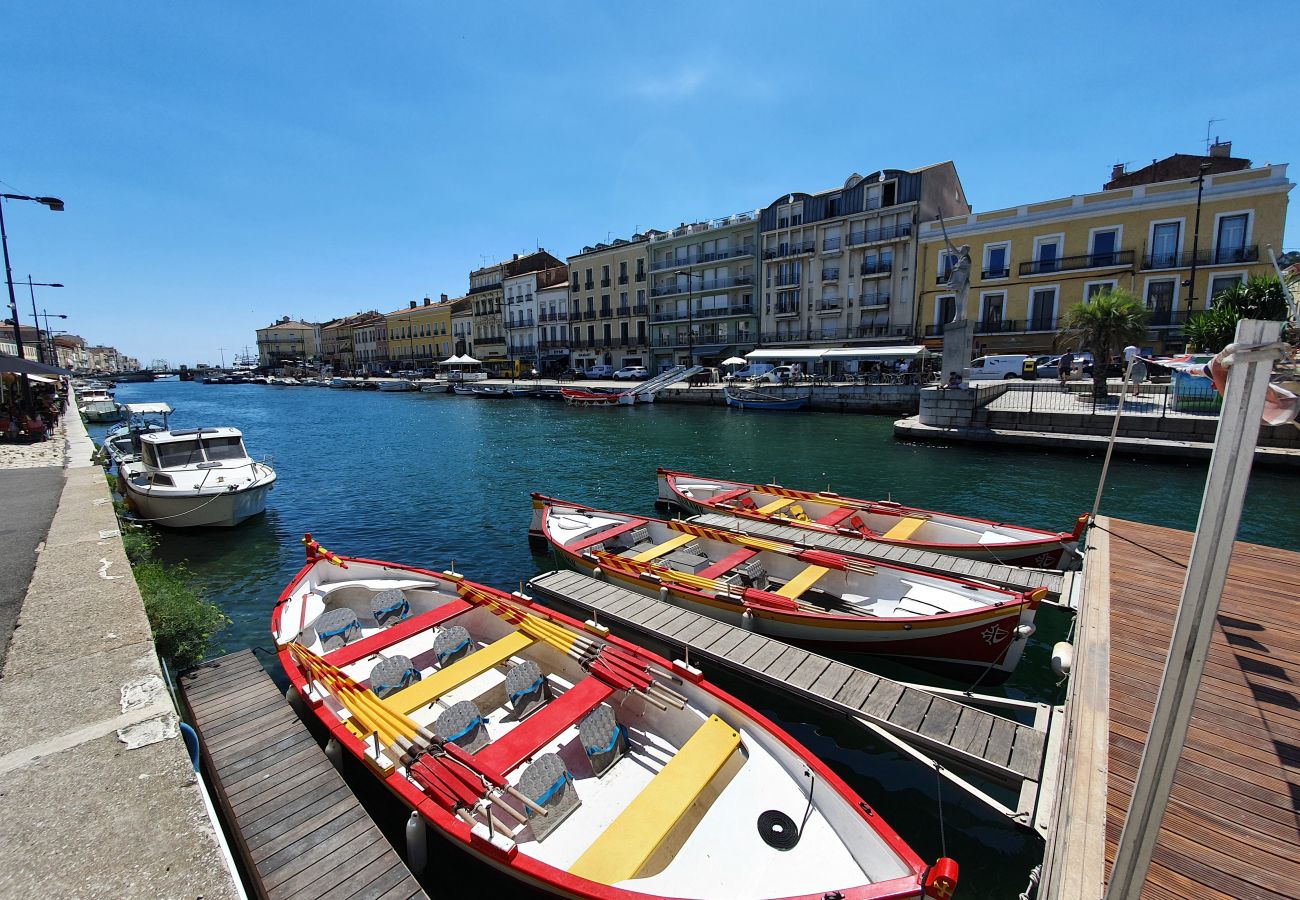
[[90, 380, 1300, 898]]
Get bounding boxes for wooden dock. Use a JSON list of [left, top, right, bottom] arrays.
[[685, 511, 1072, 604], [526, 568, 1056, 825], [180, 650, 428, 900], [1041, 517, 1300, 899]]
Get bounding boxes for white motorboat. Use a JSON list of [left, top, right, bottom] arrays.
[[99, 402, 175, 466], [377, 378, 415, 392], [117, 426, 276, 527], [78, 386, 123, 423]]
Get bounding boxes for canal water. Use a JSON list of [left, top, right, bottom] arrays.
[[94, 380, 1300, 898]]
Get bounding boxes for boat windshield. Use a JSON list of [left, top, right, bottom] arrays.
[[154, 439, 204, 469], [200, 436, 247, 461]]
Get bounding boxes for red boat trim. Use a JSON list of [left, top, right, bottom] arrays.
[[324, 599, 473, 668], [696, 548, 758, 580], [568, 518, 648, 553], [473, 677, 614, 783]]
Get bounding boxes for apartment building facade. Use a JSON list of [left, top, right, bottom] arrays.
[[535, 268, 571, 373], [758, 163, 967, 352], [471, 251, 563, 373], [916, 147, 1292, 356], [352, 312, 389, 373], [255, 318, 320, 368], [647, 210, 760, 373], [505, 263, 568, 374], [451, 297, 474, 357], [385, 296, 453, 369], [567, 233, 655, 373]]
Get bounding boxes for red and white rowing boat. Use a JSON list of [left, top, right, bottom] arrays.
[[532, 496, 1042, 678], [273, 535, 958, 900], [658, 468, 1085, 569], [561, 388, 630, 407]]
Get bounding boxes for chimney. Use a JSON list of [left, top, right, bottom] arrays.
[[512, 253, 520, 261], [1111, 163, 1125, 181], [409, 300, 416, 309], [1210, 139, 1232, 158], [423, 296, 431, 306], [440, 293, 448, 302]]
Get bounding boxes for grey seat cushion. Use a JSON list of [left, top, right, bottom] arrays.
[[370, 654, 420, 699], [505, 660, 549, 719], [369, 589, 410, 626], [435, 700, 489, 753], [310, 607, 361, 653], [516, 752, 579, 841], [433, 625, 474, 666], [579, 703, 627, 777]]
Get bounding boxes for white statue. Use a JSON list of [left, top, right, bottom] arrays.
[[943, 239, 972, 322]]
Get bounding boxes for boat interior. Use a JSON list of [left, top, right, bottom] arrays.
[[276, 561, 915, 897]]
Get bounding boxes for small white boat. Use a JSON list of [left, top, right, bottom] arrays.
[[78, 386, 123, 423], [419, 380, 450, 393], [273, 540, 956, 900], [99, 402, 175, 466], [117, 426, 276, 527], [378, 379, 416, 392], [329, 377, 352, 389]]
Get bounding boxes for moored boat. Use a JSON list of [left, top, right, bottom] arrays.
[[723, 385, 810, 411], [273, 537, 956, 900], [77, 386, 123, 422], [658, 468, 1085, 569], [561, 387, 626, 407], [117, 426, 276, 527], [532, 494, 1041, 678], [470, 384, 513, 398], [378, 378, 416, 392], [98, 402, 174, 466], [452, 383, 476, 396]]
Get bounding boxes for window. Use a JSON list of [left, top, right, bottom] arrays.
[[1032, 236, 1061, 274], [155, 439, 203, 469], [983, 244, 1009, 279], [1090, 228, 1119, 266], [1085, 280, 1117, 301], [1150, 222, 1180, 268], [1029, 288, 1057, 330], [1215, 214, 1248, 263], [980, 293, 1005, 326], [1209, 274, 1243, 306], [1146, 280, 1176, 324], [936, 295, 956, 326]]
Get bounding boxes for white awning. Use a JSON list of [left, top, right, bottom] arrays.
[[745, 349, 826, 361], [820, 345, 928, 360], [123, 403, 174, 415]]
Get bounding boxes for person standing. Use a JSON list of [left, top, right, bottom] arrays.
[[1058, 350, 1075, 391], [1124, 344, 1146, 397]]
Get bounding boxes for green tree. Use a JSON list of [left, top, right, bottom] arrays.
[[1057, 289, 1151, 398], [1183, 276, 1290, 353]]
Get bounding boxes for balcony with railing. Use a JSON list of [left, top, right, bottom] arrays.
[[822, 267, 840, 281], [599, 307, 612, 318], [773, 302, 801, 317], [633, 303, 648, 315], [846, 222, 912, 246], [650, 210, 759, 242], [505, 318, 535, 330], [651, 274, 754, 297], [469, 281, 503, 295], [860, 260, 893, 277], [652, 304, 756, 324], [618, 275, 628, 285], [822, 236, 841, 253], [617, 305, 631, 317], [635, 271, 645, 282], [539, 340, 569, 352], [584, 280, 594, 290], [600, 278, 611, 288], [1147, 308, 1192, 328], [1019, 249, 1135, 276], [854, 324, 913, 340], [1141, 245, 1259, 270], [816, 299, 842, 313], [583, 309, 597, 320], [771, 274, 801, 287], [981, 266, 1010, 279], [762, 240, 816, 260], [649, 245, 756, 271], [538, 311, 568, 323], [859, 289, 891, 308]]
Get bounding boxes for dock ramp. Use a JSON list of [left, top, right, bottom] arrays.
[[623, 365, 704, 402]]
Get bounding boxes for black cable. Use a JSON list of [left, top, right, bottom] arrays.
[[1089, 521, 1188, 570], [935, 763, 947, 860]]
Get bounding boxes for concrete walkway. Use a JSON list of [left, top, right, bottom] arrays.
[[0, 429, 64, 667], [0, 411, 240, 898]]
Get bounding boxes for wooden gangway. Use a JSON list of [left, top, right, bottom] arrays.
[[526, 569, 1058, 826], [685, 511, 1073, 605], [1040, 518, 1300, 900], [180, 650, 428, 900]]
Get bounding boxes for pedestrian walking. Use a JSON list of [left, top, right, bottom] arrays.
[[1058, 351, 1075, 391]]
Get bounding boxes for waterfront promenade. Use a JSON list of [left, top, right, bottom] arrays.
[[0, 411, 239, 897]]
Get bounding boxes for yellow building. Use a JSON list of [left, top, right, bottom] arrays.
[[255, 317, 319, 368], [385, 296, 454, 368], [917, 148, 1292, 356]]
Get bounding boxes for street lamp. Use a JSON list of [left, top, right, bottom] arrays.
[[1, 193, 64, 410], [26, 277, 64, 364], [1183, 162, 1212, 317], [673, 268, 704, 367]]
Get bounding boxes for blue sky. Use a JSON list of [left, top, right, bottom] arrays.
[[3, 1, 1295, 366]]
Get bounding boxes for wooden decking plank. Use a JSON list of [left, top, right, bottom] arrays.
[[251, 800, 366, 865], [331, 860, 420, 900], [244, 784, 355, 847], [858, 680, 905, 720], [887, 689, 932, 732], [787, 656, 832, 691], [807, 660, 855, 699], [917, 696, 963, 743], [686, 620, 731, 650], [659, 610, 707, 638], [206, 714, 306, 758], [741, 639, 787, 673], [1007, 726, 1046, 779], [181, 656, 265, 699], [640, 605, 689, 632], [724, 633, 770, 666], [210, 728, 316, 775], [200, 700, 293, 740], [833, 670, 879, 708], [595, 592, 642, 618], [225, 746, 333, 805], [672, 617, 716, 645], [266, 825, 378, 897], [763, 646, 809, 682], [192, 686, 287, 724], [983, 717, 1017, 768], [949, 706, 995, 756], [299, 833, 399, 900]]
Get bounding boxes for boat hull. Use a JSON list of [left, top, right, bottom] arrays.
[[561, 388, 624, 407], [81, 402, 123, 422], [658, 469, 1082, 570], [724, 389, 809, 411], [121, 479, 273, 527]]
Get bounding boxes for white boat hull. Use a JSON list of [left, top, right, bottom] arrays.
[[81, 401, 123, 422], [122, 480, 273, 527]]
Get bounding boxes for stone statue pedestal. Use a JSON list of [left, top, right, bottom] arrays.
[[942, 319, 977, 381]]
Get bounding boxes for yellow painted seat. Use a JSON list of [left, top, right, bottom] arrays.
[[384, 631, 533, 715], [775, 564, 829, 599], [568, 714, 740, 884], [786, 504, 811, 522], [756, 497, 796, 515], [632, 532, 698, 563], [882, 516, 929, 541]]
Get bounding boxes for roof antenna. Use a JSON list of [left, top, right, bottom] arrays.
[[1204, 117, 1224, 153]]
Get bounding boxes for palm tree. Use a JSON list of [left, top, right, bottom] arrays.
[[1183, 276, 1290, 352], [1057, 289, 1150, 398]]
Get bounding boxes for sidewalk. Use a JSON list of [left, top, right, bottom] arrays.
[[0, 412, 240, 897]]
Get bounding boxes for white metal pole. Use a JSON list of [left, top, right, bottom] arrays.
[[1106, 319, 1282, 899]]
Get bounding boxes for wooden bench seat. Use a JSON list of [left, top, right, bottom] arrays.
[[568, 715, 740, 885], [814, 507, 857, 527], [631, 533, 698, 563], [756, 497, 796, 515], [383, 631, 534, 715], [474, 677, 614, 782], [324, 599, 473, 668], [569, 519, 648, 553], [882, 516, 929, 541], [775, 564, 830, 599], [696, 548, 758, 581], [701, 487, 749, 507]]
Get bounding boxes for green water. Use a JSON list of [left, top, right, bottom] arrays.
[[94, 381, 1300, 898]]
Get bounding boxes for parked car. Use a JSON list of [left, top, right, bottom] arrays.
[[586, 364, 615, 378], [1034, 355, 1060, 379], [967, 354, 1039, 380], [730, 363, 774, 381], [614, 365, 649, 381], [755, 365, 798, 384]]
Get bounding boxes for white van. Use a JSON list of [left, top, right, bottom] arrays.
[[731, 363, 774, 381], [967, 354, 1037, 381], [586, 364, 615, 378]]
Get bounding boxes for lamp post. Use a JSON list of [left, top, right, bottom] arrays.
[[1, 193, 64, 411], [1183, 162, 1212, 318], [26, 277, 65, 364], [673, 269, 704, 367]]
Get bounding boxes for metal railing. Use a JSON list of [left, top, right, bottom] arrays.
[[974, 379, 1221, 417], [763, 241, 816, 259], [1141, 245, 1259, 270], [846, 222, 911, 245], [817, 300, 842, 312], [1147, 308, 1192, 327], [822, 237, 841, 252], [649, 246, 756, 271], [773, 303, 801, 316], [861, 260, 893, 276], [1019, 249, 1135, 276], [822, 267, 840, 281], [982, 266, 1010, 279], [651, 275, 754, 297], [859, 290, 891, 307]]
